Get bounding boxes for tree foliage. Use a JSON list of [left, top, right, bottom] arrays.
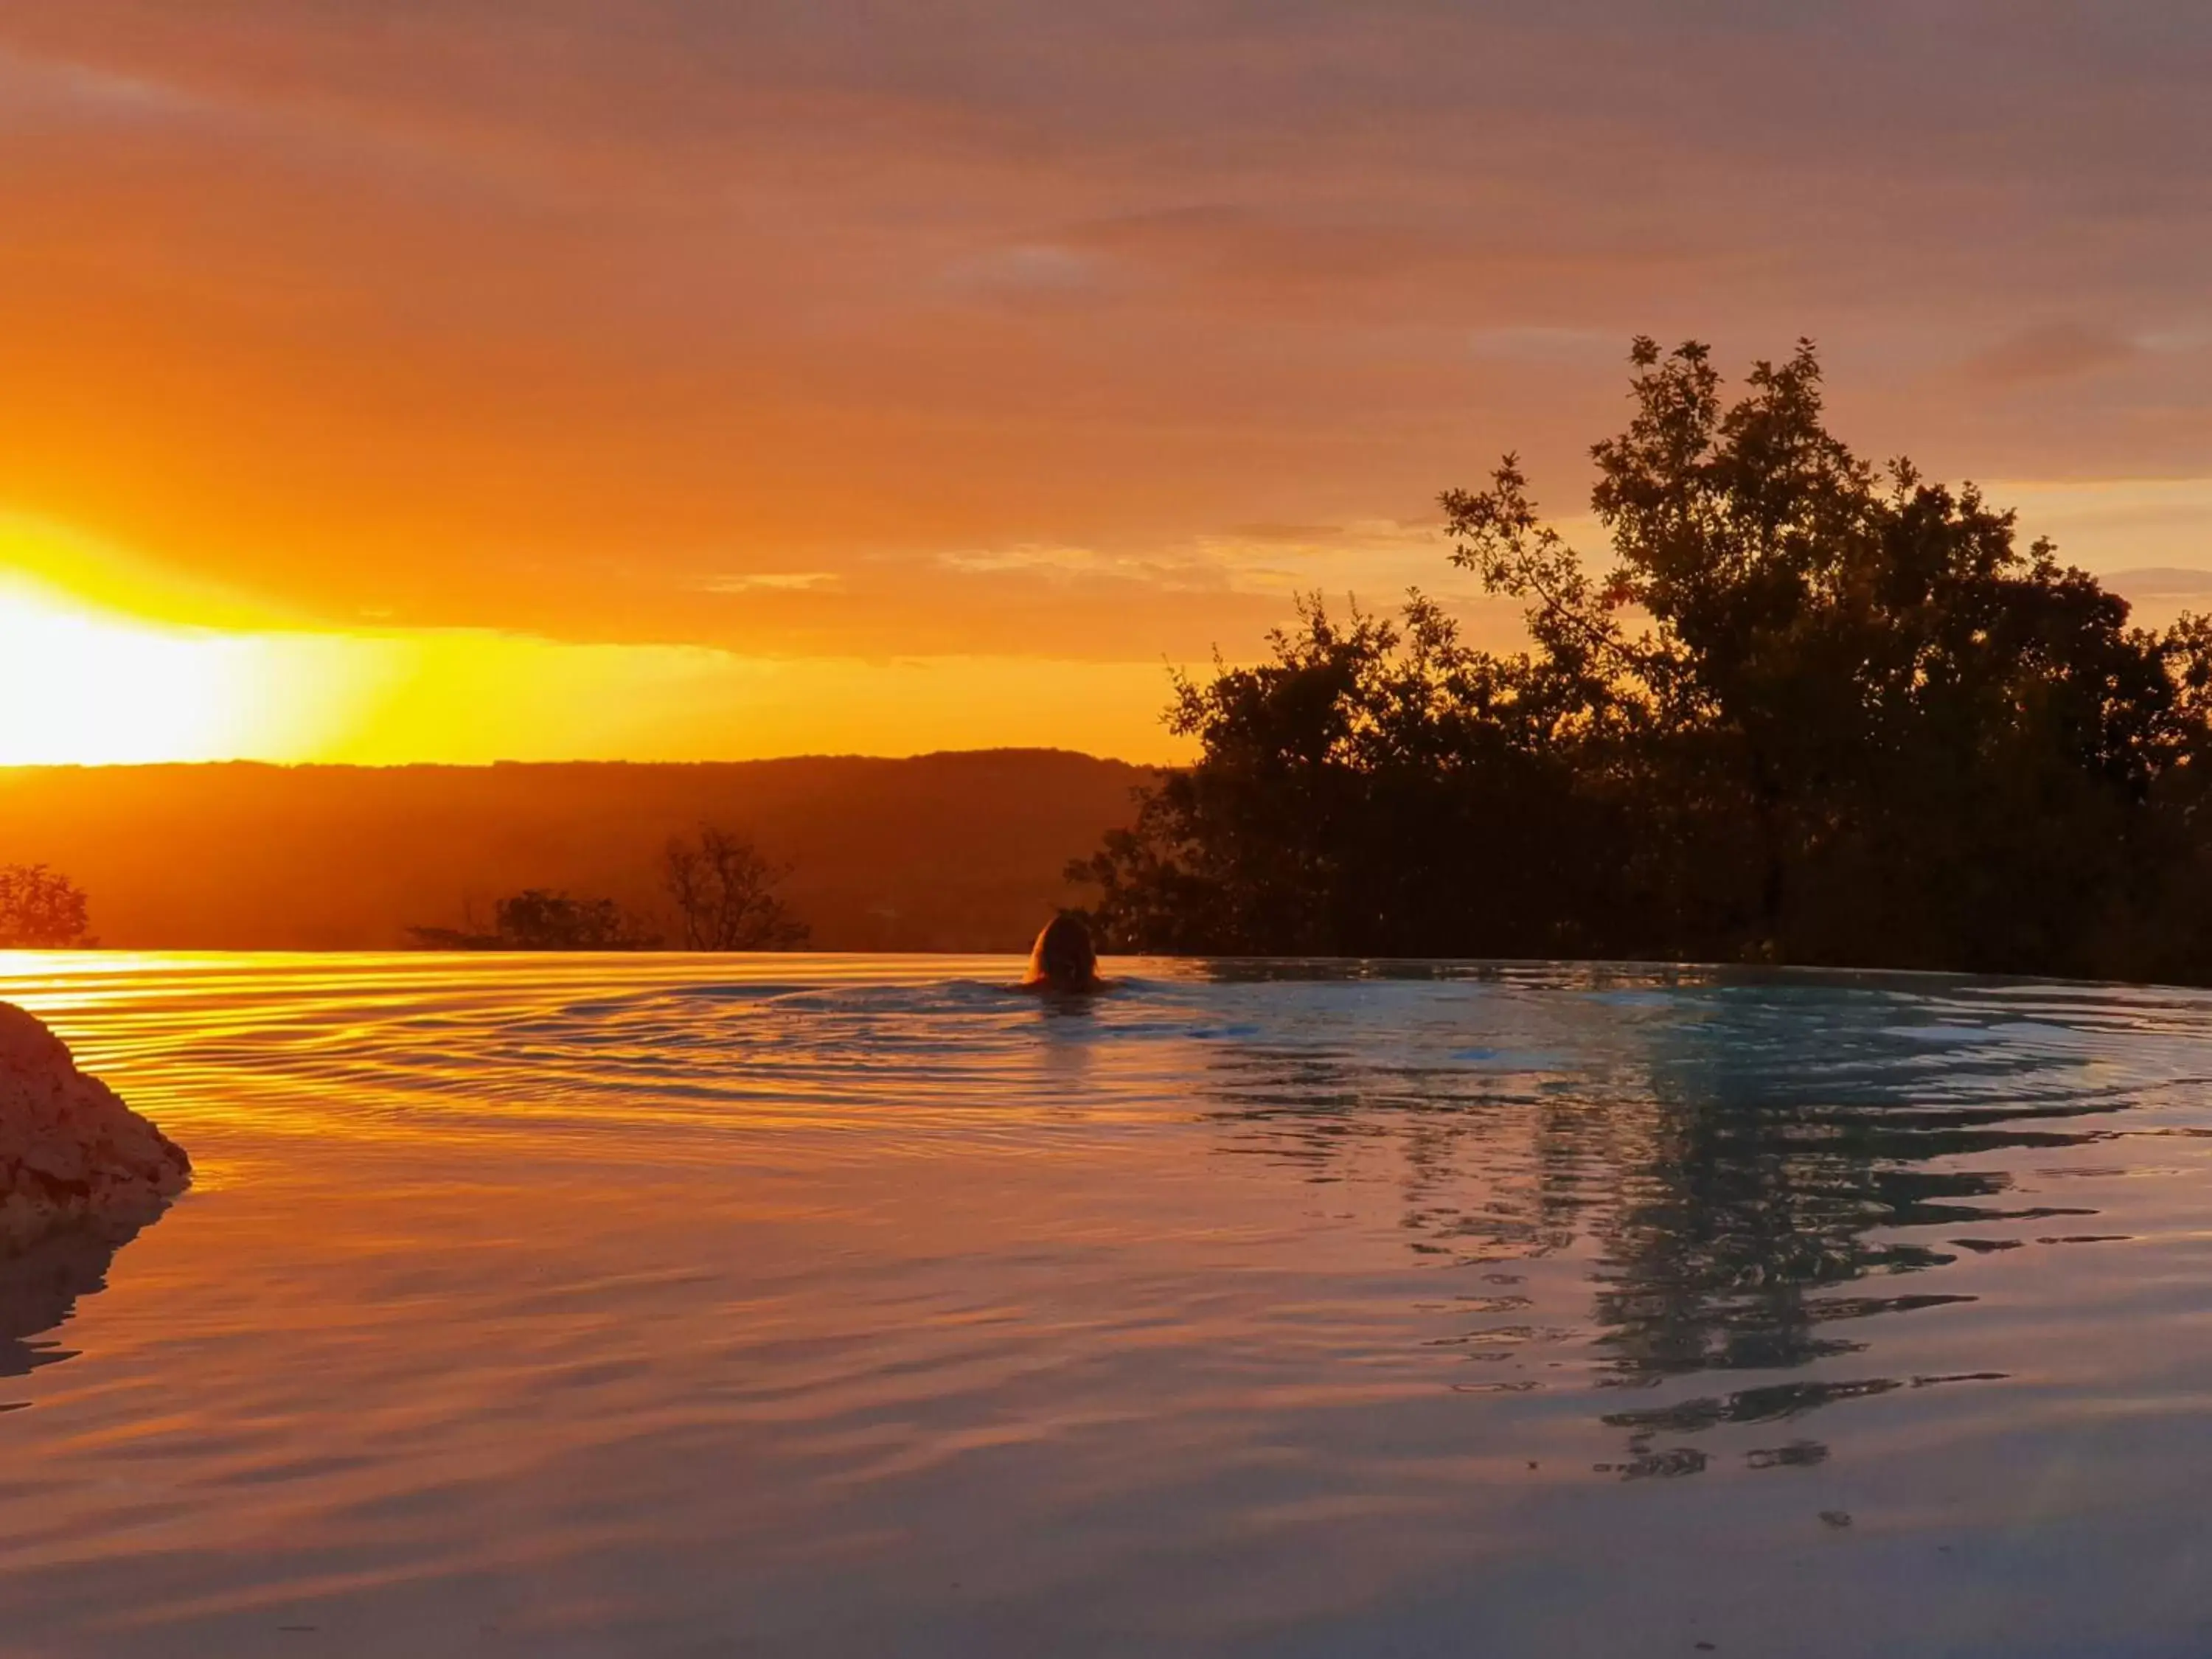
[[662, 825, 810, 950], [408, 888, 657, 950], [1075, 339, 2212, 980], [405, 827, 810, 953], [0, 864, 94, 948]]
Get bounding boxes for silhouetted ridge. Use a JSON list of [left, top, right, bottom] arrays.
[[0, 751, 1146, 951]]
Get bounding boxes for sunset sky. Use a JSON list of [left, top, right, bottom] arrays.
[[5, 2, 2212, 764]]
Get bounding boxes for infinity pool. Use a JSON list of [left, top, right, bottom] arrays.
[[2, 953, 2210, 1657]]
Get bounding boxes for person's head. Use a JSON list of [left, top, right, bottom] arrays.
[[1025, 914, 1100, 991]]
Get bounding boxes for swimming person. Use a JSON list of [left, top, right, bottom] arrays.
[[1021, 914, 1109, 993]]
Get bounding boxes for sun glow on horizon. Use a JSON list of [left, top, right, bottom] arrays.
[[0, 551, 1190, 768], [13, 465, 2210, 771], [0, 571, 381, 765]]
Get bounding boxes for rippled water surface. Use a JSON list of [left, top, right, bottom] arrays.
[[4, 953, 2212, 1658]]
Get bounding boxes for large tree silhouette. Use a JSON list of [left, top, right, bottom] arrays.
[[1076, 338, 2212, 979]]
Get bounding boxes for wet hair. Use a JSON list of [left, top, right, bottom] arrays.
[[1024, 914, 1100, 990]]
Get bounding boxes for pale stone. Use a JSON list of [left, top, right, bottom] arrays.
[[0, 1003, 189, 1253]]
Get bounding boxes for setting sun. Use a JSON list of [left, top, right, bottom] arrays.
[[0, 570, 380, 765], [0, 517, 1190, 767], [0, 576, 251, 764]]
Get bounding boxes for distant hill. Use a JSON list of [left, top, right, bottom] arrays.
[[0, 751, 1150, 952]]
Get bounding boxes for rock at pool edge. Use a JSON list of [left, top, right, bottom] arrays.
[[0, 1002, 190, 1253]]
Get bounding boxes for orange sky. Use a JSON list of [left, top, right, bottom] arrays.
[[4, 4, 2212, 762]]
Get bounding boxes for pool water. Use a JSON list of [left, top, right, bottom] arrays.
[[3, 953, 2211, 1657]]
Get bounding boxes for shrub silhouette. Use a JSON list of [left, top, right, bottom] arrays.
[[0, 865, 94, 949], [1075, 338, 2212, 980], [408, 888, 656, 950]]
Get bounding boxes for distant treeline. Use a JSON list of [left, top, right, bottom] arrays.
[[1073, 338, 2212, 984], [0, 751, 1134, 951], [0, 832, 810, 954], [407, 825, 808, 951]]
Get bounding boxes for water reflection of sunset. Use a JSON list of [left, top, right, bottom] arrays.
[[5, 955, 2210, 1652]]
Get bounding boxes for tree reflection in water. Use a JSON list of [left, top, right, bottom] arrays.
[[1190, 964, 2128, 1475]]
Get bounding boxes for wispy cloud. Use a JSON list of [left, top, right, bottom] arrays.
[[2102, 566, 2212, 598], [1961, 322, 2138, 387], [939, 244, 1109, 305], [1467, 326, 1619, 364], [0, 44, 206, 125], [701, 572, 841, 594]]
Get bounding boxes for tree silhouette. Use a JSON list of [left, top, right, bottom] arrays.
[[1069, 596, 1596, 956], [408, 888, 656, 950], [1076, 338, 2212, 979], [0, 865, 94, 948], [662, 826, 809, 951]]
